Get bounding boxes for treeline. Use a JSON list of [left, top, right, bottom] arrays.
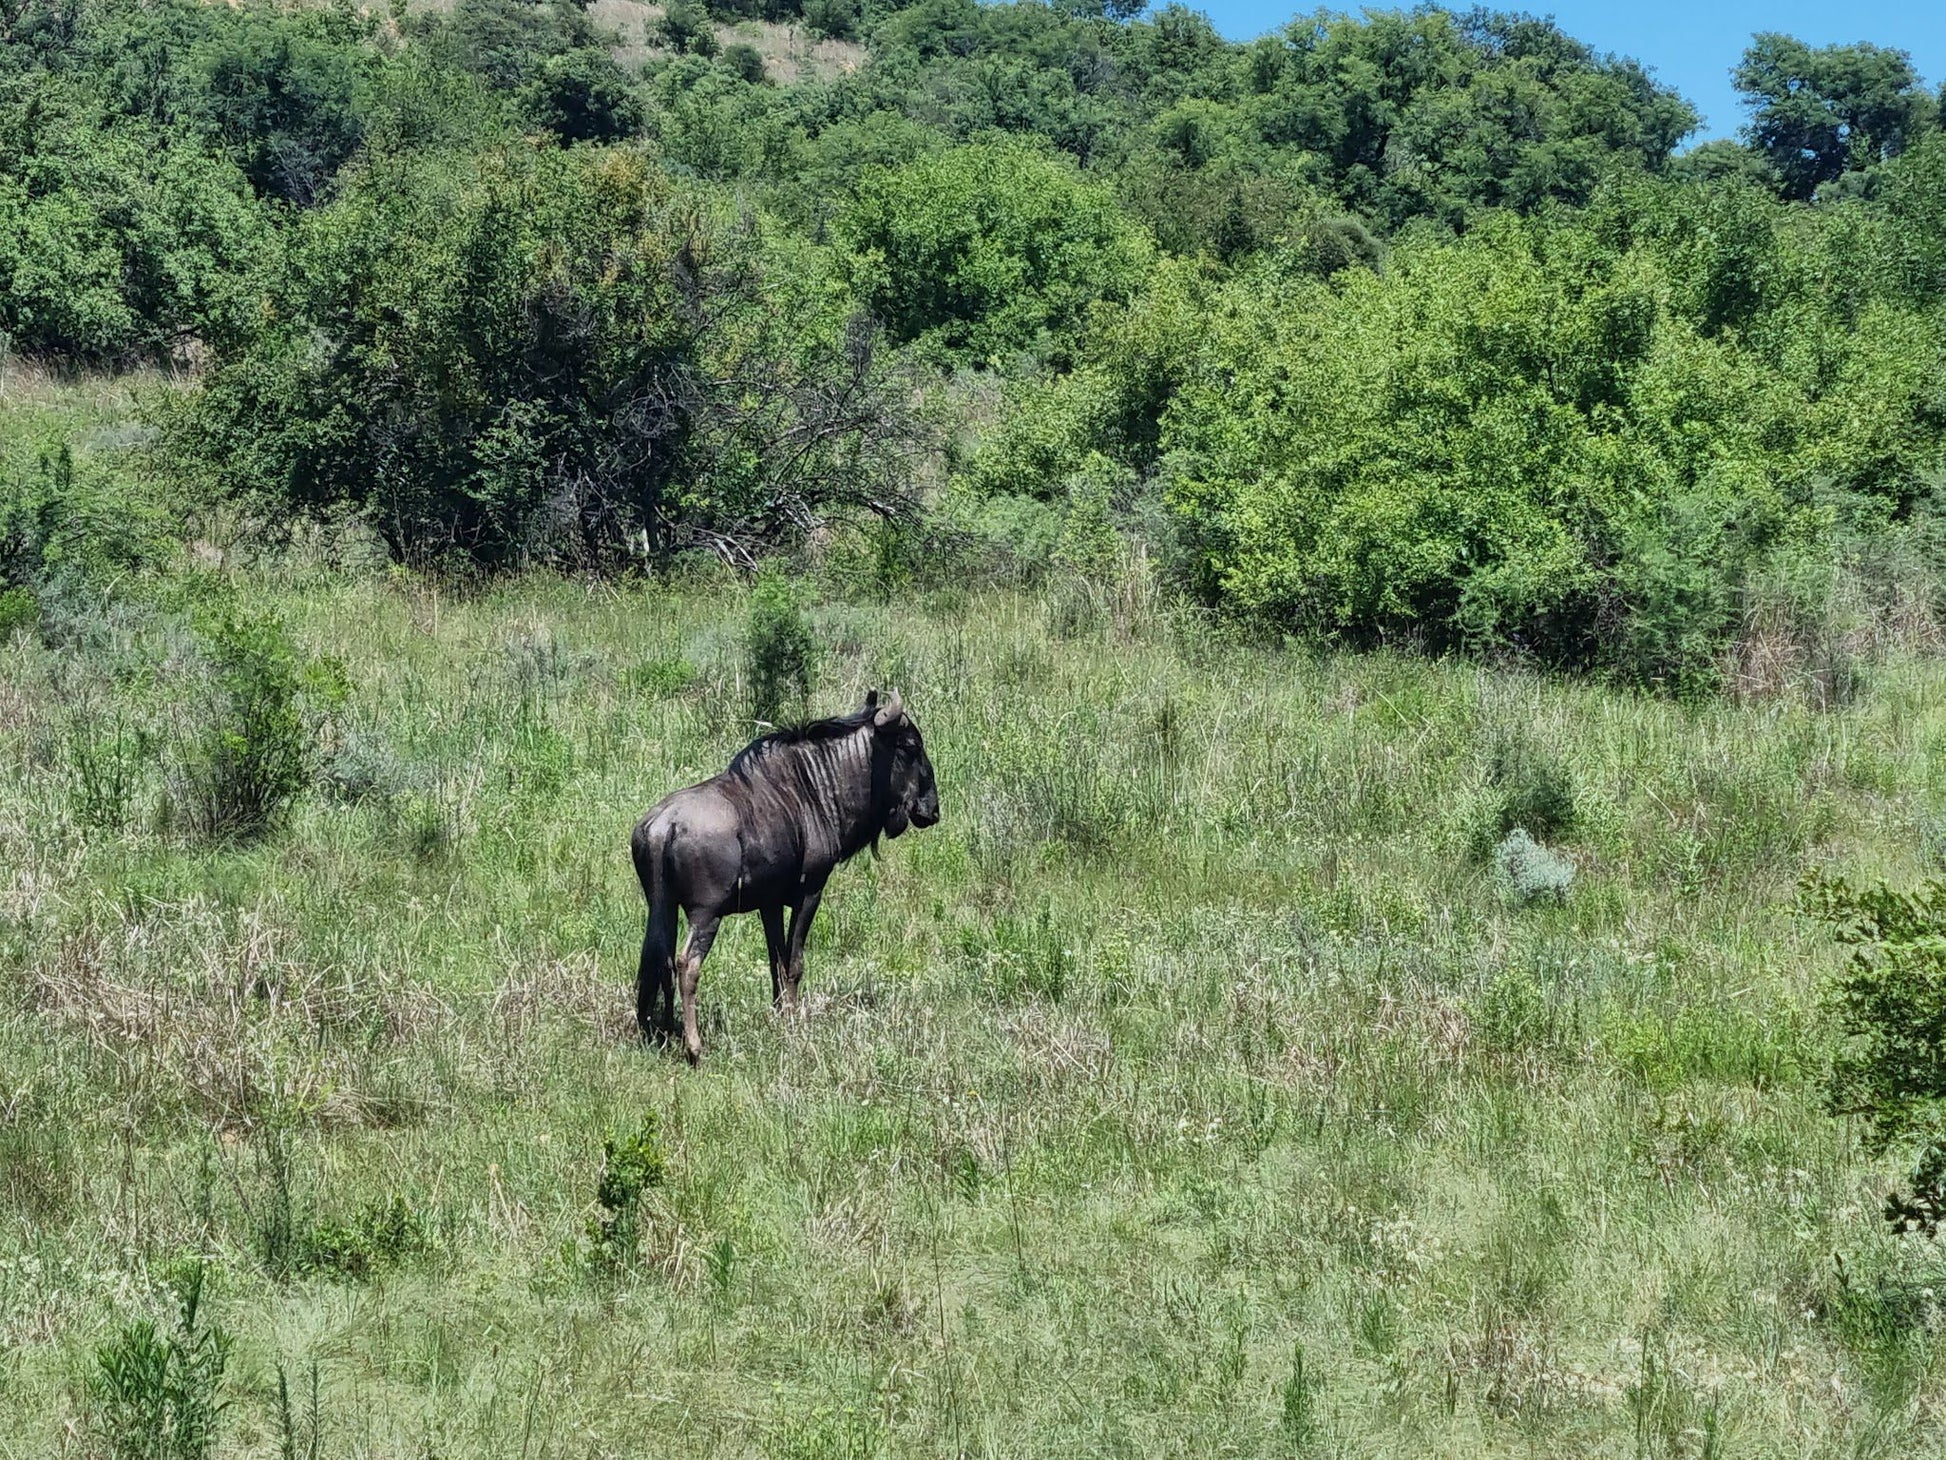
[[3, 0, 1945, 691]]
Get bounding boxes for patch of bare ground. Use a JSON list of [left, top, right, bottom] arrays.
[[710, 18, 865, 83]]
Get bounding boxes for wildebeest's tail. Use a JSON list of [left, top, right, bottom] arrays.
[[631, 817, 679, 1038]]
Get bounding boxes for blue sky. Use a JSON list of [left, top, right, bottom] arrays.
[[1194, 1, 1946, 143]]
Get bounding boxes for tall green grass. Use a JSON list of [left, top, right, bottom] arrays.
[[4, 503, 1946, 1452]]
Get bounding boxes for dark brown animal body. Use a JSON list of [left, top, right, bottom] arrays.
[[630, 690, 940, 1061]]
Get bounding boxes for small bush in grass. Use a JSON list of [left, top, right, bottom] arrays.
[[1486, 729, 1577, 844], [177, 611, 344, 843], [300, 1194, 433, 1280], [769, 1401, 883, 1460], [0, 584, 36, 637], [1279, 1342, 1320, 1448], [958, 905, 1075, 1002], [1600, 998, 1805, 1093], [589, 1115, 667, 1271], [744, 569, 816, 727], [1469, 966, 1579, 1059], [65, 710, 152, 831], [1494, 829, 1575, 905], [623, 656, 696, 698], [318, 729, 412, 806], [506, 714, 572, 797], [90, 1259, 230, 1460], [1806, 872, 1946, 1236]]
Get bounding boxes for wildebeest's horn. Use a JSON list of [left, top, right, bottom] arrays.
[[874, 689, 903, 727], [865, 688, 880, 710]]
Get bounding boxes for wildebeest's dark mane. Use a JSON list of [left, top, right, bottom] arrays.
[[727, 708, 874, 779]]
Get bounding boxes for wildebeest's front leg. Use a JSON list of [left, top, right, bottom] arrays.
[[678, 908, 723, 1064], [781, 881, 825, 1013], [760, 903, 788, 1010]]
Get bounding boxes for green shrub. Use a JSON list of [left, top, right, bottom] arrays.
[[193, 6, 374, 206], [821, 519, 924, 602], [1600, 998, 1805, 1093], [1486, 731, 1578, 845], [1053, 453, 1131, 583], [164, 146, 907, 568], [1806, 872, 1946, 1236], [521, 48, 646, 142], [506, 714, 572, 796], [722, 42, 767, 84], [589, 1116, 667, 1270], [957, 905, 1074, 1003], [841, 138, 1153, 364], [418, 0, 610, 90], [1157, 192, 1946, 686], [1279, 1342, 1320, 1449], [744, 570, 816, 726], [90, 1260, 230, 1460], [0, 586, 37, 637], [654, 0, 718, 55], [300, 1194, 433, 1279], [623, 656, 697, 698], [1469, 966, 1580, 1060], [65, 711, 151, 831], [0, 105, 269, 362], [177, 611, 342, 843]]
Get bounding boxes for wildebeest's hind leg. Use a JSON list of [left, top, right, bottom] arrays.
[[781, 883, 825, 1013], [677, 907, 723, 1064], [760, 904, 788, 1010], [637, 898, 679, 1041]]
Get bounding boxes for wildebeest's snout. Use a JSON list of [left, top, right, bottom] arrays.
[[912, 791, 940, 828]]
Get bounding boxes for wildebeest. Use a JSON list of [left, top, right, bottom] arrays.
[[630, 689, 940, 1062]]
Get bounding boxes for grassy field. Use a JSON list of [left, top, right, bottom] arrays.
[[6, 404, 1946, 1457]]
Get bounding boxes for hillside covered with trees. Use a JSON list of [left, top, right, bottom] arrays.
[[3, 0, 1943, 693]]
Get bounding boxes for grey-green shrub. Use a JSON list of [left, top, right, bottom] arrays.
[[1495, 829, 1575, 904]]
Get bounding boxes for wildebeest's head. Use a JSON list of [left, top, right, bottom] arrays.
[[867, 689, 938, 837]]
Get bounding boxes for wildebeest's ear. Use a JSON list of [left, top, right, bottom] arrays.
[[873, 688, 904, 728], [865, 688, 880, 711]]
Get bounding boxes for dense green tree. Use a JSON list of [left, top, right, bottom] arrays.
[[653, 0, 720, 57], [162, 147, 914, 564], [1735, 34, 1935, 200], [521, 47, 645, 141], [418, 0, 603, 89], [841, 136, 1151, 362], [195, 9, 375, 203], [0, 82, 268, 360], [1151, 181, 1946, 686], [1244, 9, 1697, 226]]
